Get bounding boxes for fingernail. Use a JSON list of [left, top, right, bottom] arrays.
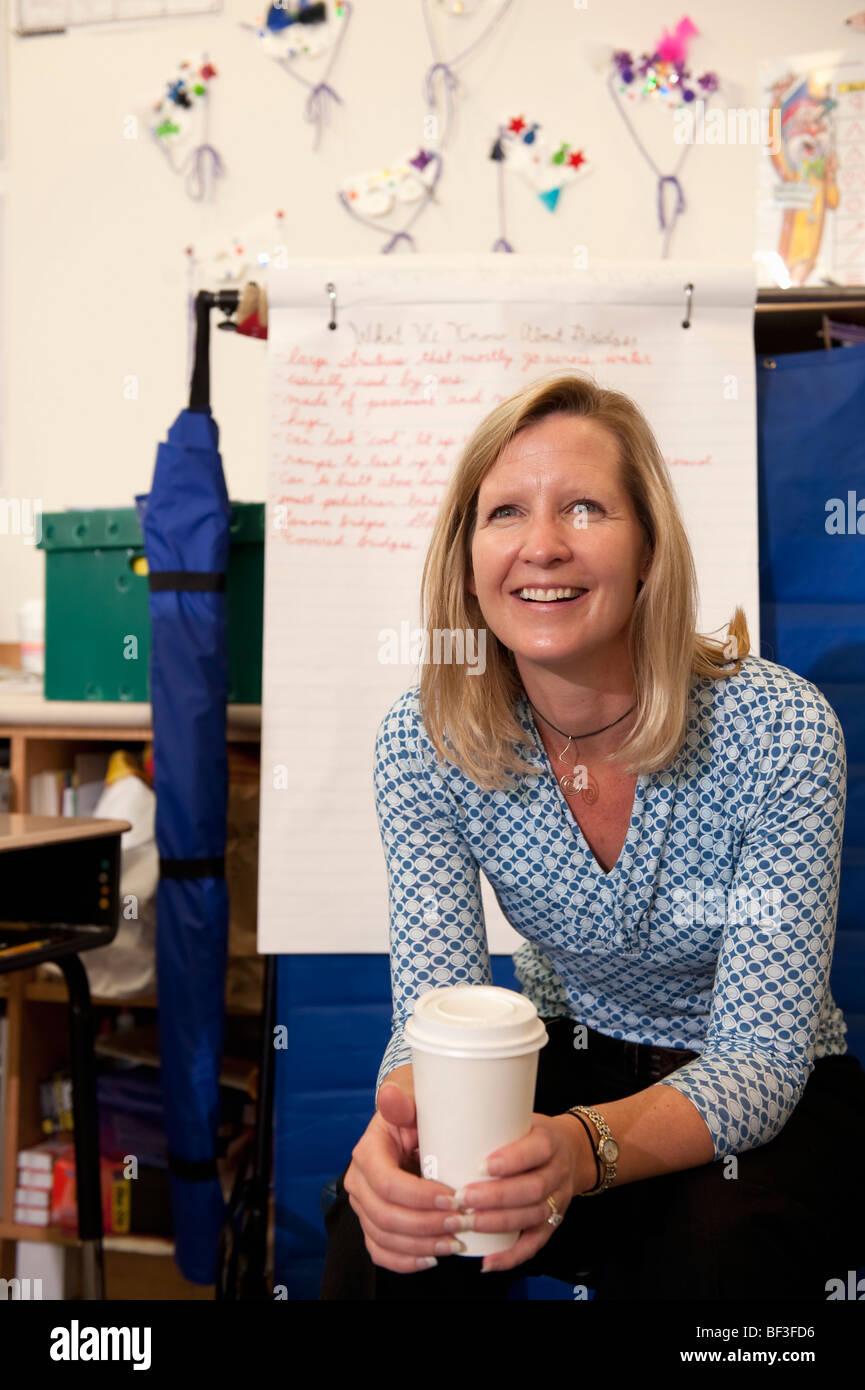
[[452, 1186, 477, 1211], [416, 1256, 438, 1270], [434, 1195, 462, 1211], [434, 1238, 467, 1255], [443, 1213, 475, 1233], [481, 1158, 504, 1177], [480, 1261, 494, 1273]]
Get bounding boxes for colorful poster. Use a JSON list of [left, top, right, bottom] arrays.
[[756, 49, 865, 287]]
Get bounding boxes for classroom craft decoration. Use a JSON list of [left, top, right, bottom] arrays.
[[489, 114, 591, 249], [242, 1, 353, 150], [338, 0, 515, 252], [256, 0, 342, 55], [338, 147, 442, 251], [193, 210, 288, 287], [611, 17, 718, 108], [607, 15, 719, 257], [149, 55, 224, 202]]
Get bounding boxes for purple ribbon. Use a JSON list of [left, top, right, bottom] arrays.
[[304, 80, 342, 150], [184, 143, 225, 202], [382, 230, 416, 254], [606, 68, 694, 259], [657, 174, 685, 230], [492, 237, 515, 253], [424, 60, 458, 142], [278, 0, 353, 151], [424, 60, 457, 103]]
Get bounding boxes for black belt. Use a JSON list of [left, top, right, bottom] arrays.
[[545, 1016, 700, 1085]]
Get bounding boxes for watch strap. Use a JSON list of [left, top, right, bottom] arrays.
[[565, 1108, 601, 1187], [568, 1105, 618, 1196]]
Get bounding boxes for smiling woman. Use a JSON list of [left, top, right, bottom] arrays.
[[417, 372, 748, 790], [320, 372, 865, 1304], [465, 411, 653, 784]]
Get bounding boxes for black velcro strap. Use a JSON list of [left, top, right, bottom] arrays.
[[160, 856, 225, 879], [149, 571, 226, 592], [168, 1152, 220, 1181]]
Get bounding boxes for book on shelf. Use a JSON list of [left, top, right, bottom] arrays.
[[15, 1185, 51, 1210], [52, 1152, 132, 1235], [13, 1203, 50, 1226], [27, 750, 111, 817], [39, 1069, 75, 1136], [15, 1137, 75, 1227]]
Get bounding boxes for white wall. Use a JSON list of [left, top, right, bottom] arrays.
[[0, 0, 857, 639]]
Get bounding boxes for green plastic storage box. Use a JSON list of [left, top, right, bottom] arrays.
[[37, 503, 264, 703]]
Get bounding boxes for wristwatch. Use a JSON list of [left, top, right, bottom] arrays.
[[568, 1105, 619, 1195]]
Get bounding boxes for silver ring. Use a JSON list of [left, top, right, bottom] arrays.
[[545, 1194, 562, 1228]]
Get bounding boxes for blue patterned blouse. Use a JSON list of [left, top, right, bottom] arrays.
[[373, 654, 849, 1159]]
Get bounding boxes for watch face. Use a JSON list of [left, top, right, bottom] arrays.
[[601, 1138, 619, 1163]]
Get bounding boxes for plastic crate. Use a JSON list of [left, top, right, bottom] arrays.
[[37, 503, 263, 703]]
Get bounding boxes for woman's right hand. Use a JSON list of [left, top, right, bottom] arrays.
[[344, 1075, 469, 1274]]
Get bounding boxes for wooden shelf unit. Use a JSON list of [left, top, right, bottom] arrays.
[[0, 688, 262, 1286]]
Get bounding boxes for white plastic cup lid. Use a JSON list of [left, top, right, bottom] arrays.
[[404, 985, 549, 1059]]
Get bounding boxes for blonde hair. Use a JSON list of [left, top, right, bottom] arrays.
[[417, 372, 750, 790]]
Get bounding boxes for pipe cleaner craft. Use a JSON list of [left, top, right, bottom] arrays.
[[241, 1, 352, 150], [489, 114, 591, 249], [337, 0, 515, 252], [149, 55, 224, 202], [340, 149, 442, 218], [607, 15, 719, 257], [338, 147, 443, 252]]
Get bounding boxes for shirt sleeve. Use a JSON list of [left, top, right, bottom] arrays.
[[511, 938, 572, 1018], [654, 685, 847, 1160], [373, 692, 493, 1103]]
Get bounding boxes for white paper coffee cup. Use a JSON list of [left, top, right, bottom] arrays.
[[405, 984, 548, 1258]]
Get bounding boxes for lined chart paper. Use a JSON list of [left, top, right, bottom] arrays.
[[259, 256, 759, 953]]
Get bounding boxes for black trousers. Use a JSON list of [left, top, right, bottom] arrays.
[[319, 1017, 865, 1300]]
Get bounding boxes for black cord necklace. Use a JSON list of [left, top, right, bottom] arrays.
[[527, 699, 636, 804]]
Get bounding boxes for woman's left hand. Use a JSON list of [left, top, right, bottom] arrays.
[[435, 1112, 592, 1274]]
